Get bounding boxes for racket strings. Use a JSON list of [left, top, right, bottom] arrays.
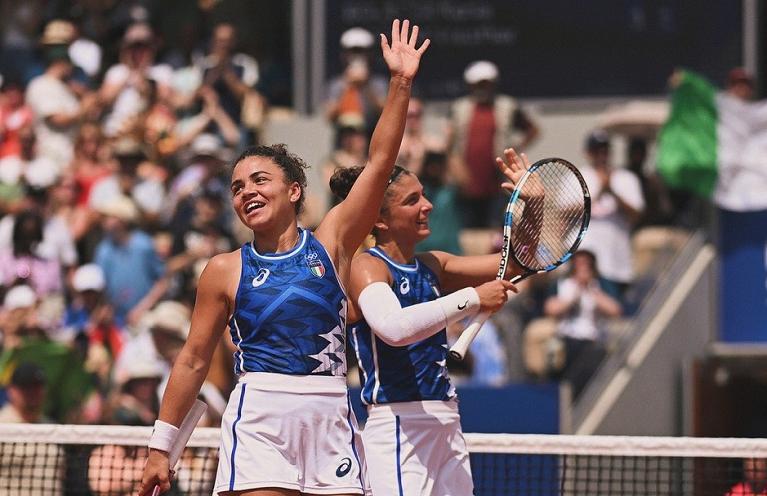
[[510, 160, 587, 270]]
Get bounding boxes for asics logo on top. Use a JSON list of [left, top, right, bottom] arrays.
[[457, 300, 468, 310], [252, 268, 270, 287], [335, 457, 352, 477], [399, 276, 410, 295]]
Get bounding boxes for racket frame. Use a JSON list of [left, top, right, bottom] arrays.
[[449, 158, 591, 361]]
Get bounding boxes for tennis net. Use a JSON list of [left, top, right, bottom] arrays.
[[0, 424, 766, 495]]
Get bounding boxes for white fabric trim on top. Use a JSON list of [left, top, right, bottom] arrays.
[[350, 326, 370, 406], [250, 228, 307, 260], [369, 246, 420, 273], [232, 318, 246, 373]]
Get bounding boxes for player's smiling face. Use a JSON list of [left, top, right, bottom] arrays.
[[230, 156, 301, 231], [381, 174, 433, 243]]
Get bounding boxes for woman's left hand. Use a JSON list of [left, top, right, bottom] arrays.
[[380, 19, 430, 81]]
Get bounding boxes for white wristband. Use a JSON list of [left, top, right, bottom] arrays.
[[148, 419, 179, 453]]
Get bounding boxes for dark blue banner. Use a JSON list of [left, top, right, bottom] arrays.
[[719, 209, 767, 342]]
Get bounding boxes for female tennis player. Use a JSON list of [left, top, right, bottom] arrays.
[[330, 149, 530, 495], [138, 19, 429, 496]]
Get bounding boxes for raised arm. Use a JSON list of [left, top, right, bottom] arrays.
[[316, 19, 430, 260]]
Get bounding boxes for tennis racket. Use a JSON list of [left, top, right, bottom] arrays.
[[151, 399, 208, 496], [449, 157, 591, 361]]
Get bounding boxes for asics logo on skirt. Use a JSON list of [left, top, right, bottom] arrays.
[[336, 457, 352, 477]]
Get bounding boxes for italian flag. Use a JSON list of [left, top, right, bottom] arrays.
[[657, 70, 767, 212]]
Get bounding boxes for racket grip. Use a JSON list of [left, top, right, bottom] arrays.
[[449, 311, 491, 361]]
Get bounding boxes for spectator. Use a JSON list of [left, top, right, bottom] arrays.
[[415, 151, 464, 254], [109, 354, 165, 426], [543, 250, 622, 399], [25, 34, 95, 168], [0, 127, 57, 216], [325, 27, 388, 140], [0, 1, 45, 82], [624, 137, 673, 228], [71, 123, 112, 209], [726, 67, 755, 101], [449, 60, 540, 227], [320, 115, 368, 212], [0, 284, 45, 350], [726, 458, 767, 496], [0, 361, 49, 422], [0, 209, 63, 298], [99, 23, 174, 138], [0, 160, 79, 274], [577, 129, 645, 297], [167, 191, 235, 305], [88, 139, 167, 224], [0, 77, 33, 158], [197, 22, 261, 143], [93, 196, 166, 326], [64, 264, 123, 379], [166, 133, 231, 227], [0, 360, 64, 494], [116, 300, 227, 426]]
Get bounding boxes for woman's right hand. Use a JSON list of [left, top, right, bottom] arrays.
[[380, 19, 430, 81], [138, 449, 172, 496], [475, 279, 518, 313]]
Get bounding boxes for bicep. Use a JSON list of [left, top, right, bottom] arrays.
[[183, 259, 233, 360]]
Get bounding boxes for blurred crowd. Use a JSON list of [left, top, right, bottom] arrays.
[[0, 1, 751, 433]]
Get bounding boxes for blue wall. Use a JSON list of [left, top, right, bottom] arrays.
[[719, 209, 767, 342], [349, 382, 560, 433]]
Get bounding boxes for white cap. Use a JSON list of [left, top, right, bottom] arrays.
[[190, 133, 223, 159], [146, 300, 191, 340], [114, 354, 165, 385], [96, 195, 139, 222], [72, 264, 106, 292], [464, 60, 499, 84], [0, 156, 23, 185], [340, 27, 374, 49], [24, 157, 59, 189], [4, 285, 37, 310]]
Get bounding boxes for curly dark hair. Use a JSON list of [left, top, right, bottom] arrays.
[[232, 144, 309, 214]]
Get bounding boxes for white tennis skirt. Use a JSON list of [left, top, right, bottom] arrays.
[[361, 400, 474, 496], [213, 372, 365, 495]]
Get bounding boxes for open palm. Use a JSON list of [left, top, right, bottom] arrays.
[[380, 19, 430, 80]]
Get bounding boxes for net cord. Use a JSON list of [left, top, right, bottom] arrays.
[[2, 426, 767, 459]]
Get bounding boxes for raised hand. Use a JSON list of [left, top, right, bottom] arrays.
[[498, 147, 544, 201], [380, 19, 430, 80], [497, 148, 529, 193]]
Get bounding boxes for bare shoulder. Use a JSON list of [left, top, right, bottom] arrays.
[[199, 249, 242, 298], [205, 250, 241, 274], [351, 252, 391, 288]]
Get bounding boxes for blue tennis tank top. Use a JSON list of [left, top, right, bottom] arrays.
[[349, 247, 456, 404], [229, 228, 348, 376]]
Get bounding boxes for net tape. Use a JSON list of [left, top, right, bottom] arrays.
[[1, 427, 767, 496]]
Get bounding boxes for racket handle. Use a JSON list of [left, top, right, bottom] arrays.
[[449, 311, 490, 361]]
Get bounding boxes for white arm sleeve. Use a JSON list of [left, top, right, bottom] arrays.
[[357, 282, 480, 347]]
